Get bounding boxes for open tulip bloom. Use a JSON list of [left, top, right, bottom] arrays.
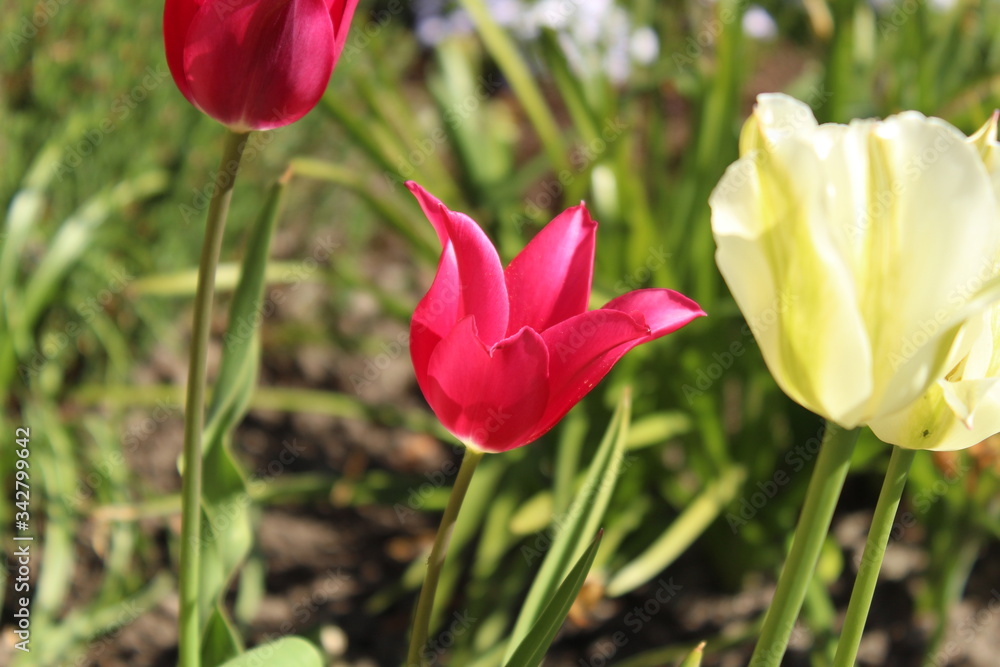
[[709, 94, 1000, 667], [402, 182, 702, 664], [711, 93, 1000, 436], [165, 0, 359, 130], [407, 182, 705, 453]]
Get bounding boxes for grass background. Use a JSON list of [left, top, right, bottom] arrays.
[[2, 0, 1000, 665]]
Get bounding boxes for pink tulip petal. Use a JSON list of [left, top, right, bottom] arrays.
[[410, 243, 461, 397], [183, 0, 336, 130], [504, 204, 596, 335], [603, 288, 706, 337], [406, 181, 451, 247], [407, 183, 509, 346], [425, 318, 550, 452], [531, 290, 704, 441], [164, 0, 207, 106], [327, 0, 360, 61]]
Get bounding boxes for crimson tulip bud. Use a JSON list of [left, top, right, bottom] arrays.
[[164, 0, 359, 131]]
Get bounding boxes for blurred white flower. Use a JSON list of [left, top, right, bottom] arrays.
[[412, 0, 658, 83], [743, 5, 778, 41], [630, 26, 660, 65]]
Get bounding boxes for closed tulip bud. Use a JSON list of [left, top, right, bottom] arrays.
[[164, 0, 359, 131], [407, 182, 704, 453], [711, 94, 1000, 429]]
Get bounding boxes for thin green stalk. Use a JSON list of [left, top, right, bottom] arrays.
[[406, 448, 485, 666], [833, 446, 916, 667], [178, 130, 248, 667], [750, 424, 860, 667]]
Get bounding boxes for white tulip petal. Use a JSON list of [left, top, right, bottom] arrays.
[[711, 93, 1000, 437]]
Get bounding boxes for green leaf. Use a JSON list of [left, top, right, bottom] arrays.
[[678, 641, 706, 667], [217, 637, 325, 667], [196, 179, 286, 657], [502, 390, 632, 661], [606, 465, 746, 597], [501, 530, 603, 667], [201, 606, 244, 666], [19, 171, 169, 335]]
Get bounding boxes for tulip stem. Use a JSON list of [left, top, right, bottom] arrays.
[[406, 447, 485, 666], [750, 423, 860, 667], [178, 130, 249, 667], [833, 445, 915, 667]]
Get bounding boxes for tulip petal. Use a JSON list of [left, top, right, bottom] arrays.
[[164, 0, 207, 106], [533, 290, 703, 441], [602, 288, 706, 337], [830, 113, 1000, 419], [326, 0, 360, 61], [712, 125, 874, 427], [870, 308, 1000, 451], [410, 243, 461, 398], [183, 0, 336, 130], [407, 183, 510, 346], [425, 318, 549, 452], [504, 204, 596, 334]]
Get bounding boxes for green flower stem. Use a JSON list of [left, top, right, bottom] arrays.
[[406, 448, 485, 667], [750, 424, 860, 667], [178, 130, 248, 667], [833, 445, 916, 667]]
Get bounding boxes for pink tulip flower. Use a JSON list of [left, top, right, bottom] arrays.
[[408, 182, 705, 453], [164, 0, 359, 131]]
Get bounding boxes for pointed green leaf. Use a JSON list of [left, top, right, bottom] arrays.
[[503, 390, 632, 660], [678, 641, 706, 667], [197, 179, 286, 648], [501, 530, 603, 667]]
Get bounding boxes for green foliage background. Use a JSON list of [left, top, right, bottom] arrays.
[[2, 0, 1000, 665]]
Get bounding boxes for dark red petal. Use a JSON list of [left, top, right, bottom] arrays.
[[504, 204, 596, 335], [183, 0, 336, 130], [164, 0, 206, 106], [406, 183, 509, 346], [425, 319, 550, 453]]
